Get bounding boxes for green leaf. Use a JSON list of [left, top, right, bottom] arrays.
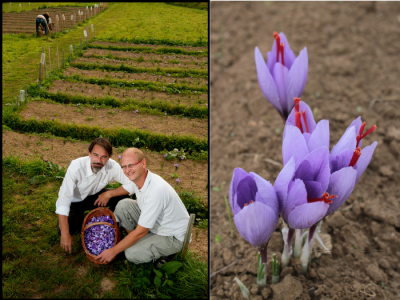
[[153, 269, 163, 277], [215, 234, 221, 243], [154, 276, 161, 287], [160, 261, 182, 275]]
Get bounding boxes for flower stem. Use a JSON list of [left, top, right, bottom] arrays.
[[224, 195, 234, 238], [257, 249, 267, 287], [281, 227, 295, 269], [271, 253, 280, 284], [293, 229, 303, 258], [300, 223, 318, 274]]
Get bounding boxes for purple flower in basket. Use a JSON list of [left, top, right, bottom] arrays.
[[255, 32, 308, 120]]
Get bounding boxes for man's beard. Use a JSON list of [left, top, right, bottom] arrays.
[[92, 163, 103, 173]]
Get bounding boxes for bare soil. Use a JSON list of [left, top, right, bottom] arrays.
[[74, 56, 207, 71], [2, 130, 208, 200], [48, 79, 208, 107], [19, 101, 208, 139], [91, 41, 208, 52], [63, 67, 208, 87], [210, 1, 399, 300], [83, 48, 209, 64]]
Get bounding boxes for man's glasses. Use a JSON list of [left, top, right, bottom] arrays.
[[121, 159, 142, 170]]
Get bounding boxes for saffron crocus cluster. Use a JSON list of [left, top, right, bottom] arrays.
[[255, 32, 308, 120], [84, 215, 115, 256]]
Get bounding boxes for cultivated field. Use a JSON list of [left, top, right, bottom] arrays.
[[2, 3, 208, 299]]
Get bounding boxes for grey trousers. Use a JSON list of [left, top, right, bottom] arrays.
[[114, 199, 184, 264]]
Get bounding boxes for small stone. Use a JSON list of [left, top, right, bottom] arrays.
[[366, 264, 386, 282], [280, 267, 293, 278], [309, 269, 317, 279], [379, 165, 393, 177], [326, 211, 347, 228], [248, 120, 257, 128], [223, 249, 235, 266], [250, 284, 260, 295], [379, 258, 391, 270], [261, 287, 271, 299], [271, 275, 303, 300], [216, 288, 224, 297], [314, 285, 326, 296]]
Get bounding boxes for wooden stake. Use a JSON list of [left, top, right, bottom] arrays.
[[39, 63, 42, 88], [49, 47, 51, 76]]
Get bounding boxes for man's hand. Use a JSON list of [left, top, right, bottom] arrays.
[[94, 191, 111, 207], [95, 248, 117, 263], [60, 233, 73, 254]]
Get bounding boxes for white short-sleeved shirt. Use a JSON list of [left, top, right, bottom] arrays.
[[135, 170, 190, 242], [55, 156, 135, 217]]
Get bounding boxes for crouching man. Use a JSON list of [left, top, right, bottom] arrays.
[[95, 148, 190, 264], [56, 138, 135, 254]]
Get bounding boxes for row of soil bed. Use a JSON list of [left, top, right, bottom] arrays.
[[82, 48, 209, 64], [74, 56, 207, 70], [47, 80, 207, 107], [64, 67, 208, 87], [19, 101, 208, 139], [2, 130, 208, 200], [91, 41, 208, 52]]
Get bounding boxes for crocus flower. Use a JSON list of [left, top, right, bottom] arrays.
[[118, 155, 121, 159], [164, 154, 167, 158], [176, 178, 180, 183], [255, 32, 308, 120], [174, 164, 179, 167], [229, 168, 279, 263], [165, 113, 167, 115]]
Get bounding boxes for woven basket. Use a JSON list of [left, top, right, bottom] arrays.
[[81, 207, 121, 264]]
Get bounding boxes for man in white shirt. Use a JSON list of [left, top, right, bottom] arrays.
[[56, 138, 135, 254], [95, 147, 190, 264]]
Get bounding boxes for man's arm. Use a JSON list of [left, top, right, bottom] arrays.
[[94, 185, 129, 207], [58, 214, 73, 254]]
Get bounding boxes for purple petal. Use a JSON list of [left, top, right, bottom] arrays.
[[283, 179, 307, 222], [236, 175, 258, 210], [287, 201, 329, 229], [304, 181, 322, 199], [294, 160, 313, 182], [284, 100, 316, 138], [301, 147, 330, 192], [326, 167, 357, 215], [229, 168, 250, 215], [282, 125, 309, 167], [330, 149, 353, 173], [234, 202, 278, 247], [354, 141, 378, 183], [266, 51, 276, 74], [255, 47, 282, 115], [272, 63, 289, 116], [346, 116, 362, 147], [278, 32, 296, 70], [331, 126, 357, 156], [307, 120, 329, 153], [251, 172, 279, 217], [274, 156, 295, 213], [285, 48, 308, 113]]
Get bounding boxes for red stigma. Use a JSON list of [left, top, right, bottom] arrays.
[[295, 112, 304, 134], [301, 110, 309, 133], [349, 147, 361, 167], [274, 32, 281, 63], [308, 192, 337, 204], [356, 122, 377, 148], [243, 200, 254, 207], [294, 97, 301, 113], [280, 43, 285, 66]]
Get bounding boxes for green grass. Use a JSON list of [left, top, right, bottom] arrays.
[[3, 2, 101, 13], [2, 3, 208, 106], [2, 155, 208, 298]]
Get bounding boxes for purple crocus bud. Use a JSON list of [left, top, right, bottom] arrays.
[[118, 155, 121, 159], [181, 156, 185, 160], [255, 32, 308, 120], [229, 168, 279, 263], [174, 164, 179, 167], [165, 113, 167, 115], [176, 178, 180, 183], [164, 154, 167, 157]]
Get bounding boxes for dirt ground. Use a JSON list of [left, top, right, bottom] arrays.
[[210, 1, 399, 300], [2, 129, 208, 200], [47, 79, 208, 107], [19, 101, 208, 139]]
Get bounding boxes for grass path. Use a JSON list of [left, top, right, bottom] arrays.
[[2, 3, 208, 105]]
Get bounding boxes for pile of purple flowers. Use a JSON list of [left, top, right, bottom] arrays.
[[230, 31, 378, 291], [84, 215, 115, 256]]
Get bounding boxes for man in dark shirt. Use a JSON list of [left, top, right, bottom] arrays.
[[36, 12, 50, 36]]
